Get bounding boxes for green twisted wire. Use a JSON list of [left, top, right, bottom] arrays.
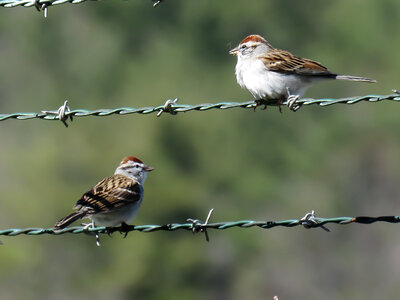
[[0, 0, 162, 8], [0, 93, 399, 124], [0, 215, 399, 236]]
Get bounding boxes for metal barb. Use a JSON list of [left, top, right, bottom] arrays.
[[157, 98, 179, 117], [34, 0, 49, 17], [34, 0, 40, 11], [152, 0, 163, 7], [82, 222, 101, 246], [43, 5, 48, 18], [286, 87, 302, 111], [57, 100, 73, 127], [42, 100, 73, 127], [300, 210, 330, 232], [187, 208, 214, 242], [95, 232, 101, 246]]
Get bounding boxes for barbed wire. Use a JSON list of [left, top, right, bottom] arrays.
[[0, 93, 399, 127], [1, 0, 163, 17], [1, 212, 399, 237], [0, 0, 162, 9]]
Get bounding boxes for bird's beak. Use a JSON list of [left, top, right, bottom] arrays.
[[144, 165, 154, 172], [229, 47, 239, 55]]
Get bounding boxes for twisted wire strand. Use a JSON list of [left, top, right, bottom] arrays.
[[0, 93, 399, 123], [0, 0, 90, 8], [0, 0, 162, 8], [1, 215, 399, 236]]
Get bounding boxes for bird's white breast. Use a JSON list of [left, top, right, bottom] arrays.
[[90, 199, 142, 227], [235, 57, 311, 100]]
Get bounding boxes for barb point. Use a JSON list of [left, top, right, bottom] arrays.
[[153, 0, 163, 7]]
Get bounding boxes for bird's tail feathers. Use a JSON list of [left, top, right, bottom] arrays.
[[335, 75, 376, 83], [53, 211, 86, 231]]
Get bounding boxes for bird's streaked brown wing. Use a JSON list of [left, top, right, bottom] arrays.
[[260, 49, 335, 76], [74, 174, 142, 214]]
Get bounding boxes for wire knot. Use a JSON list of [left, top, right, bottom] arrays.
[[157, 98, 179, 117], [42, 100, 73, 127], [187, 208, 214, 242], [300, 210, 330, 232]]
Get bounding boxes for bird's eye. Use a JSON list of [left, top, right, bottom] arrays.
[[240, 44, 247, 49]]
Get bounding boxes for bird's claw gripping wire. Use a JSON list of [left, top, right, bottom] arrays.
[[300, 210, 330, 232], [42, 100, 73, 127], [115, 222, 131, 238], [253, 97, 286, 113], [157, 98, 179, 117], [253, 99, 283, 113], [187, 208, 214, 242], [254, 99, 269, 111]]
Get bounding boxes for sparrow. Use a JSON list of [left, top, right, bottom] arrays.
[[229, 34, 376, 111], [53, 156, 154, 230]]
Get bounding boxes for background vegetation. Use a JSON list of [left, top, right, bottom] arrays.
[[0, 0, 399, 299]]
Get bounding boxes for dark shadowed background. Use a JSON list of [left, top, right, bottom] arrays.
[[0, 0, 399, 299]]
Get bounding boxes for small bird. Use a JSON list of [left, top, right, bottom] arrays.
[[229, 34, 376, 111], [53, 156, 154, 230]]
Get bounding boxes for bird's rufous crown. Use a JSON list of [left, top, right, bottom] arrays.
[[239, 34, 267, 45], [120, 156, 144, 165]]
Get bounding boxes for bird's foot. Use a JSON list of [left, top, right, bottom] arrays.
[[254, 99, 268, 111], [119, 222, 131, 238], [277, 98, 283, 113], [105, 227, 114, 237]]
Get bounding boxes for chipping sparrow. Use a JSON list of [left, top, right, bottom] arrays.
[[53, 156, 154, 230], [230, 34, 376, 111]]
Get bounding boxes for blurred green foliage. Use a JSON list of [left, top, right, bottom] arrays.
[[0, 0, 400, 299]]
